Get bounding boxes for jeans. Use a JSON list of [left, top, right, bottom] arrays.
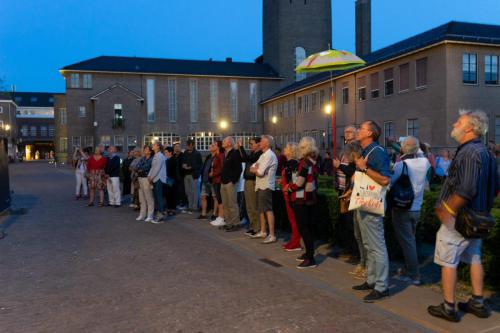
[[153, 180, 165, 213], [353, 211, 367, 267], [356, 210, 389, 292], [184, 175, 199, 210], [391, 208, 420, 279]]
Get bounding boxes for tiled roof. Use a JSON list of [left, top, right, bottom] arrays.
[[11, 92, 62, 107], [61, 56, 281, 79], [262, 21, 500, 103]]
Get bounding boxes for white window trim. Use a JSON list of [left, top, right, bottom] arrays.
[[358, 86, 367, 101], [484, 55, 499, 86], [462, 53, 478, 86], [342, 87, 349, 105], [406, 119, 419, 136], [384, 79, 394, 97]]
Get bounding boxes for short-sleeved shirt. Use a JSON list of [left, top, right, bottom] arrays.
[[253, 149, 278, 191], [361, 142, 391, 177], [438, 138, 498, 211]]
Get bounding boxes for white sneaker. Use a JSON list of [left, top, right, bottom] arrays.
[[144, 217, 154, 223], [250, 231, 267, 239], [262, 235, 277, 244], [210, 217, 226, 226], [150, 219, 164, 224], [136, 216, 145, 221]]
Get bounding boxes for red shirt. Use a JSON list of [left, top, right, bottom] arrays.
[[87, 155, 107, 171], [210, 152, 224, 184]]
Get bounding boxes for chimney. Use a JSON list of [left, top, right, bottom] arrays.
[[355, 0, 371, 57], [225, 57, 233, 63]]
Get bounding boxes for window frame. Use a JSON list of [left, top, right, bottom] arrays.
[[342, 86, 349, 105], [462, 53, 478, 85], [407, 118, 419, 137], [383, 121, 394, 147], [485, 55, 499, 85]]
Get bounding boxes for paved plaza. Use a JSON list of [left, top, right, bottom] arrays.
[[0, 163, 499, 333]]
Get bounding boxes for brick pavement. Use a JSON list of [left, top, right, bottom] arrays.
[[0, 162, 477, 333]]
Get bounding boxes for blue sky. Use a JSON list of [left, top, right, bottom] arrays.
[[1, 0, 499, 93]]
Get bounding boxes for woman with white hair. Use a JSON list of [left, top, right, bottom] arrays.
[[286, 137, 320, 269], [280, 142, 301, 251]]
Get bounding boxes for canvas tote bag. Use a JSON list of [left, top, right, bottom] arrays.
[[348, 146, 387, 216]]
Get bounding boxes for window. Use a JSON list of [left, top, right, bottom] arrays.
[[78, 106, 86, 118], [463, 53, 477, 84], [70, 73, 79, 88], [230, 81, 238, 122], [297, 96, 302, 114], [304, 95, 310, 112], [232, 132, 260, 150], [399, 63, 409, 92], [370, 72, 379, 98], [407, 119, 419, 137], [416, 57, 427, 88], [358, 76, 367, 101], [188, 132, 222, 151], [0, 120, 3, 128], [168, 78, 177, 122], [60, 137, 68, 153], [15, 96, 22, 104], [189, 79, 198, 123], [40, 126, 48, 137], [210, 79, 218, 122], [383, 121, 394, 147], [147, 79, 155, 122], [49, 97, 54, 104], [295, 47, 306, 81], [127, 136, 137, 151], [84, 136, 93, 148], [100, 135, 111, 147], [72, 136, 81, 149], [496, 116, 500, 144], [114, 104, 123, 126], [82, 74, 92, 88], [384, 68, 394, 96], [30, 126, 37, 137], [342, 84, 349, 105], [319, 90, 325, 110], [143, 132, 180, 146], [250, 82, 257, 122], [21, 125, 28, 137], [30, 96, 38, 103], [311, 92, 318, 112], [0, 106, 2, 113], [485, 55, 499, 85], [60, 108, 67, 125], [114, 135, 124, 152], [48, 125, 55, 137]]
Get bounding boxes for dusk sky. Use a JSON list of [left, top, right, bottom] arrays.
[[1, 0, 499, 93]]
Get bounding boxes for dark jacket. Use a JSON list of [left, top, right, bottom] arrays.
[[181, 149, 203, 179], [221, 148, 242, 184], [238, 147, 262, 181], [169, 153, 182, 181], [105, 155, 121, 178]]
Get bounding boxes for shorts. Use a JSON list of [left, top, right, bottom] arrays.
[[212, 183, 222, 204], [434, 224, 482, 268], [201, 182, 213, 196], [257, 189, 273, 214]]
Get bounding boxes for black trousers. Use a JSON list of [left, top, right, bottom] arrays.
[[163, 183, 176, 210], [294, 204, 315, 260]]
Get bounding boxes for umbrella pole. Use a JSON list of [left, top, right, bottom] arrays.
[[329, 70, 336, 159]]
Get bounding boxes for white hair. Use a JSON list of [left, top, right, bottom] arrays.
[[401, 136, 420, 155], [261, 135, 274, 148], [298, 136, 318, 158], [459, 109, 489, 136]]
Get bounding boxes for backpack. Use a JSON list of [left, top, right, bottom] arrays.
[[388, 162, 414, 210]]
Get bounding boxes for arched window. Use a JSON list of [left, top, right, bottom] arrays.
[[188, 132, 222, 151], [295, 47, 307, 81], [143, 132, 180, 147]]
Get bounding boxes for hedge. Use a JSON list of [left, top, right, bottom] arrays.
[[296, 182, 500, 290]]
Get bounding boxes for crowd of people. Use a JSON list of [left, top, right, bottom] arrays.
[[72, 109, 498, 323]]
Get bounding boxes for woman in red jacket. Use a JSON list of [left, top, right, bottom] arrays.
[[281, 142, 301, 251], [87, 146, 107, 207]]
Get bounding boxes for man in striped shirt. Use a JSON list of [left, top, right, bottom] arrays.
[[428, 110, 498, 322]]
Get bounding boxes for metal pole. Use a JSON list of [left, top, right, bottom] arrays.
[[330, 71, 336, 159]]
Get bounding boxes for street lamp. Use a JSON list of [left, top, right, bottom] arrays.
[[4, 124, 11, 131], [219, 120, 228, 130], [271, 116, 277, 124], [323, 104, 332, 152]]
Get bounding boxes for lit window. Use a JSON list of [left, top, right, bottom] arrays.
[[232, 132, 259, 150], [147, 79, 155, 122], [143, 132, 180, 147], [100, 135, 111, 148], [462, 53, 477, 84], [127, 136, 137, 151], [485, 55, 498, 85], [230, 81, 238, 122], [189, 132, 222, 151]]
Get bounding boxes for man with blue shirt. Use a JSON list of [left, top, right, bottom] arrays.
[[351, 120, 391, 302]]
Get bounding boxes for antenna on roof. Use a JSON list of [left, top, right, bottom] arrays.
[[11, 84, 16, 92]]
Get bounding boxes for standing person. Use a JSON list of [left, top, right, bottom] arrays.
[[148, 141, 167, 222], [105, 146, 122, 208], [351, 120, 391, 302], [334, 125, 365, 277], [136, 145, 154, 222], [275, 147, 287, 176], [250, 135, 278, 243], [122, 150, 134, 198], [390, 136, 430, 286], [171, 143, 185, 210], [181, 139, 202, 214], [199, 151, 214, 219], [435, 149, 452, 183], [129, 149, 142, 209], [236, 162, 248, 226], [287, 137, 320, 268], [73, 147, 89, 199], [164, 146, 177, 217], [323, 151, 333, 176], [87, 145, 107, 207], [428, 110, 498, 322], [238, 137, 262, 237], [219, 137, 242, 232], [281, 142, 301, 251], [209, 141, 225, 226]]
